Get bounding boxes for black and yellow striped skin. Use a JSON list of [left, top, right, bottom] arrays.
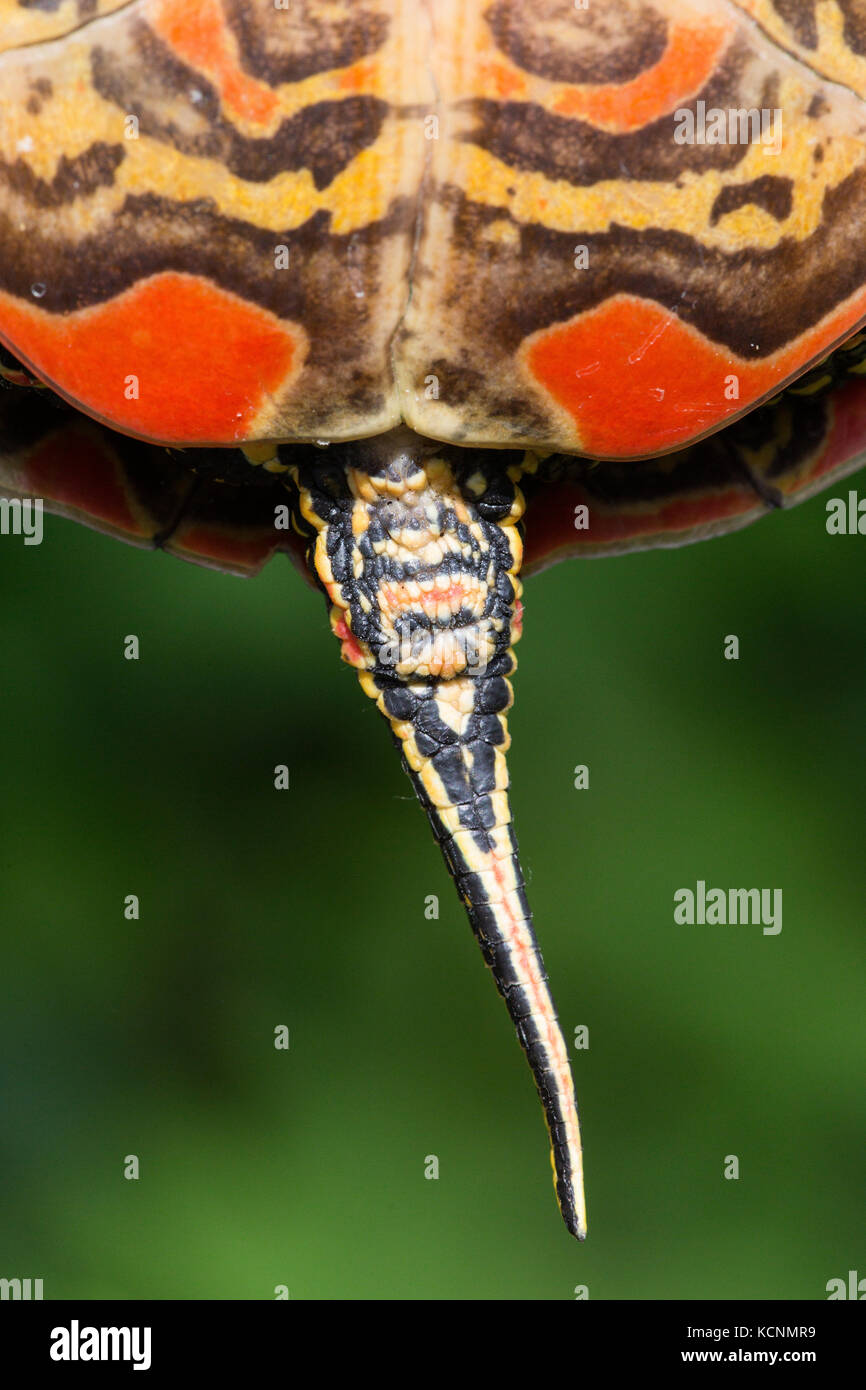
[[288, 439, 586, 1237]]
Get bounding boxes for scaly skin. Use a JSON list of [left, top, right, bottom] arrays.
[[289, 429, 586, 1239]]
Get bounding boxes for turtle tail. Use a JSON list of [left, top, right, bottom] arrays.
[[361, 666, 587, 1238], [288, 430, 586, 1238]]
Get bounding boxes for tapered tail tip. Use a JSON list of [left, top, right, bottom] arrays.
[[553, 1150, 587, 1240], [564, 1200, 587, 1242]]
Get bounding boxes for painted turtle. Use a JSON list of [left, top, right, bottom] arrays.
[[2, 0, 866, 1243]]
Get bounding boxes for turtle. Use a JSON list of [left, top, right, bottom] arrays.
[[2, 0, 866, 1245]]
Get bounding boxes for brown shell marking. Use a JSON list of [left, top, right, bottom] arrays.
[[1, 1, 866, 456], [0, 0, 429, 442]]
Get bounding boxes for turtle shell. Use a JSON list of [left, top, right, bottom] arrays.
[[3, 0, 866, 463], [3, 348, 866, 580]]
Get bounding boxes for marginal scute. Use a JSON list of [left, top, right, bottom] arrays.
[[519, 360, 866, 570], [521, 291, 866, 458], [0, 272, 305, 444]]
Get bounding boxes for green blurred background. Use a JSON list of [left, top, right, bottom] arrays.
[[1, 466, 864, 1300]]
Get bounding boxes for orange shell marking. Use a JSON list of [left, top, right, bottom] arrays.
[[0, 273, 299, 444], [800, 377, 866, 494], [171, 522, 281, 572], [526, 294, 866, 458], [25, 427, 139, 532], [552, 21, 731, 132], [522, 476, 755, 566], [149, 0, 280, 126]]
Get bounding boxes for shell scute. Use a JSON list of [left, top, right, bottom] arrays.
[[1, 0, 866, 465]]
